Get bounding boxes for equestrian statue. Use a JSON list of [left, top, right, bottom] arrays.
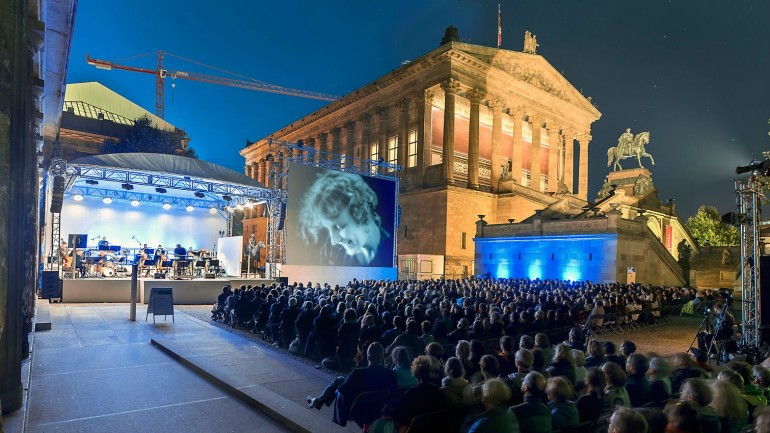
[[607, 128, 655, 171]]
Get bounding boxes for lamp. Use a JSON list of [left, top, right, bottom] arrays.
[[73, 194, 84, 201], [102, 197, 112, 204], [130, 199, 140, 207], [185, 205, 194, 212], [508, 219, 515, 224], [163, 202, 171, 210], [478, 215, 486, 221], [209, 207, 218, 214]]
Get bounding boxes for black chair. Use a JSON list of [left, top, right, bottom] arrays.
[[406, 408, 449, 433], [347, 388, 392, 428]]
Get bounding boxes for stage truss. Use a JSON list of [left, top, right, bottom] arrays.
[[264, 138, 400, 278], [736, 176, 762, 348]]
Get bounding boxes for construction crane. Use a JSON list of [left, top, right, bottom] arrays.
[[86, 51, 339, 119]]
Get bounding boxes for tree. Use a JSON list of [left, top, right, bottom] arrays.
[[686, 205, 740, 247], [103, 115, 197, 158]]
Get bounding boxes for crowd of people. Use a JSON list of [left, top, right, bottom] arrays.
[[209, 277, 766, 433]]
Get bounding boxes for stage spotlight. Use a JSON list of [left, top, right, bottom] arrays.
[[102, 197, 113, 204], [155, 187, 167, 194], [194, 191, 205, 198], [163, 202, 171, 210], [222, 195, 232, 202], [130, 199, 140, 207], [209, 207, 217, 215], [737, 159, 770, 176], [121, 183, 134, 190], [73, 194, 84, 201], [185, 205, 194, 212], [85, 180, 98, 185]]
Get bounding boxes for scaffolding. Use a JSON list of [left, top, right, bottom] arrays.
[[737, 176, 762, 348], [264, 138, 399, 279]]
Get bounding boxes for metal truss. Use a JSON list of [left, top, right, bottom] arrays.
[[737, 177, 762, 348], [66, 186, 228, 210], [50, 212, 61, 270], [263, 139, 400, 277]]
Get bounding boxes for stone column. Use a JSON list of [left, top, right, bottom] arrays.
[[251, 162, 258, 181], [344, 122, 355, 168], [578, 134, 591, 200], [530, 114, 542, 191], [466, 88, 484, 190], [548, 123, 560, 192], [359, 114, 371, 169], [511, 108, 523, 185], [440, 78, 461, 185], [330, 127, 341, 167], [318, 132, 328, 165], [245, 164, 252, 178], [378, 107, 390, 172], [397, 98, 409, 173], [489, 99, 504, 192], [259, 159, 267, 185], [417, 89, 434, 185], [563, 130, 574, 193]]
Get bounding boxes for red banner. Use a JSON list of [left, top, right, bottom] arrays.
[[665, 226, 673, 251]]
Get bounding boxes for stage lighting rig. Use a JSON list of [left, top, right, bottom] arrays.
[[222, 195, 232, 202], [194, 191, 205, 198], [155, 187, 167, 194], [736, 159, 770, 176], [85, 180, 98, 185], [121, 183, 134, 190]]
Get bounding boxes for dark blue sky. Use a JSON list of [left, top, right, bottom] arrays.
[[66, 0, 770, 219]]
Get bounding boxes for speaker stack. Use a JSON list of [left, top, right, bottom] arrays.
[[50, 175, 65, 213]]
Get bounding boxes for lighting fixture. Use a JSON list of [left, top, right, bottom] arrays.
[[194, 191, 205, 198], [222, 195, 232, 202], [155, 187, 167, 194], [130, 199, 140, 207], [85, 180, 98, 185], [73, 194, 84, 201], [163, 202, 171, 210], [185, 205, 194, 212], [209, 207, 217, 215], [102, 197, 113, 204], [121, 183, 134, 190]]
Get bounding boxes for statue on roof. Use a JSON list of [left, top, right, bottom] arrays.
[[607, 129, 655, 171], [523, 31, 539, 54]]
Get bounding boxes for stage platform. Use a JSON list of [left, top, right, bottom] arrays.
[[61, 276, 276, 304]]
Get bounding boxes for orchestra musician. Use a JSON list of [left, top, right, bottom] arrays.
[[59, 241, 72, 269], [173, 244, 187, 275], [139, 243, 150, 270], [155, 245, 166, 271]]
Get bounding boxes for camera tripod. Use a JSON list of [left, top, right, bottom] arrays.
[[688, 305, 729, 365]]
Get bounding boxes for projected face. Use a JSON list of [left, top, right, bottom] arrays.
[[321, 206, 382, 265]]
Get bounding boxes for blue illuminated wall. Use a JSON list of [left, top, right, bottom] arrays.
[[475, 234, 618, 283]]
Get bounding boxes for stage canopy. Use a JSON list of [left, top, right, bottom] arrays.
[[58, 153, 271, 211]]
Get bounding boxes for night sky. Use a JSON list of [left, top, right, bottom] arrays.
[[66, 0, 770, 219]]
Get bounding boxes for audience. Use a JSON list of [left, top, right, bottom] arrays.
[[546, 376, 579, 431], [466, 378, 520, 433], [510, 371, 552, 433], [680, 378, 721, 433]]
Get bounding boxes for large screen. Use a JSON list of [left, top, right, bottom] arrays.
[[286, 163, 396, 267]]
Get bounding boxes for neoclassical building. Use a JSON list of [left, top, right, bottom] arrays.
[[241, 29, 601, 277]]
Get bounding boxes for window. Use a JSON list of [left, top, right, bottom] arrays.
[[388, 135, 398, 172], [461, 232, 467, 249], [370, 142, 379, 174], [407, 129, 418, 168]]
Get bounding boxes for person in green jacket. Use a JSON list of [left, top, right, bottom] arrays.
[[546, 376, 579, 431], [466, 378, 520, 433]]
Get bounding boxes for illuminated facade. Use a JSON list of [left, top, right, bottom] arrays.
[[240, 30, 601, 277]]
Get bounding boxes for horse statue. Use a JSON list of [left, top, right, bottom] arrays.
[[607, 130, 655, 171]]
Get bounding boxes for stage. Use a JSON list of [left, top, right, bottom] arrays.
[[61, 276, 276, 304]]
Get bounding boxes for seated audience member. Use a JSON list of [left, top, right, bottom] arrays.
[[531, 348, 550, 378], [577, 367, 608, 423], [680, 378, 721, 433], [294, 300, 316, 352], [322, 308, 359, 370], [726, 360, 769, 408], [754, 365, 770, 401], [635, 407, 667, 433], [307, 342, 397, 426], [441, 357, 470, 406], [473, 355, 501, 398], [519, 334, 535, 351], [447, 318, 470, 345], [391, 346, 418, 388], [605, 341, 626, 370], [466, 378, 520, 433], [574, 349, 587, 386], [510, 371, 552, 433], [670, 353, 707, 393], [626, 353, 653, 407], [620, 340, 637, 359], [420, 320, 434, 346], [381, 315, 405, 348], [392, 355, 447, 430], [508, 349, 534, 390], [496, 336, 517, 376], [565, 326, 585, 352], [386, 318, 424, 360], [663, 400, 700, 433], [425, 342, 444, 365], [546, 376, 579, 431], [534, 333, 553, 364], [608, 406, 649, 433], [211, 286, 231, 320], [690, 348, 714, 377], [585, 339, 608, 368], [546, 343, 576, 385], [709, 377, 748, 433], [755, 405, 770, 433], [604, 361, 631, 410], [647, 357, 672, 404], [455, 340, 477, 380]]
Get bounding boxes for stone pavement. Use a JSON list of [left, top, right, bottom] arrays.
[[9, 303, 357, 433]]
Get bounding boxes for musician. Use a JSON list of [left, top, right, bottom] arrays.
[[138, 243, 151, 270], [174, 244, 187, 274], [155, 245, 166, 271], [59, 241, 72, 269], [97, 237, 109, 250]]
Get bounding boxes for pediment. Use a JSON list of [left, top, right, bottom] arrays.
[[450, 43, 600, 117]]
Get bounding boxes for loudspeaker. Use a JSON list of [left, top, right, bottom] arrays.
[[41, 270, 61, 299], [205, 273, 215, 279], [154, 272, 166, 279], [50, 175, 65, 213], [759, 257, 770, 342], [68, 233, 87, 249], [277, 202, 286, 230]]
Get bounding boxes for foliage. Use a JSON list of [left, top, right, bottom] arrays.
[[686, 205, 740, 247], [103, 115, 197, 158]]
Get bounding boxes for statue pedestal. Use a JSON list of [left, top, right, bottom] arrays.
[[606, 168, 654, 197]]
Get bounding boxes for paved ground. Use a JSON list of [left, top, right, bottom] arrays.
[[10, 303, 359, 433]]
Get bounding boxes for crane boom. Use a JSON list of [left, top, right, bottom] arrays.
[[86, 52, 338, 119]]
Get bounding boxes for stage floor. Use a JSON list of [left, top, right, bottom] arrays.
[[61, 276, 276, 304]]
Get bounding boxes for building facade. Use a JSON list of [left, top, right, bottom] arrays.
[[241, 30, 601, 277]]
